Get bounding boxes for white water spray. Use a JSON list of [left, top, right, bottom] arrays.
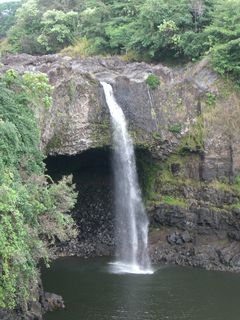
[[101, 82, 153, 275]]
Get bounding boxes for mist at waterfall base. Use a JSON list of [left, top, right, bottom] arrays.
[[101, 82, 153, 275]]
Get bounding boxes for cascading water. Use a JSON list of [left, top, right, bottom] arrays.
[[101, 82, 153, 274]]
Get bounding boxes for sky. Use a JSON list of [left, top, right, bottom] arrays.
[[0, 0, 20, 3]]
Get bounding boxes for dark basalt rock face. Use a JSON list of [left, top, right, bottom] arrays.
[[149, 203, 240, 272]]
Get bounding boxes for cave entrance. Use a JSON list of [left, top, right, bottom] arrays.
[[45, 147, 114, 256], [45, 147, 153, 257]]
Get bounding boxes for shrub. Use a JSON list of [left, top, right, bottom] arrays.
[[0, 70, 77, 309], [0, 38, 13, 55], [168, 123, 182, 134], [206, 92, 216, 107], [146, 74, 160, 89], [179, 116, 204, 153], [120, 50, 141, 62], [60, 37, 92, 57], [211, 39, 240, 85]]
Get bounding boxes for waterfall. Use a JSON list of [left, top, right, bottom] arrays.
[[101, 82, 153, 274]]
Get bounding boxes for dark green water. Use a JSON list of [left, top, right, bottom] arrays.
[[42, 257, 240, 320]]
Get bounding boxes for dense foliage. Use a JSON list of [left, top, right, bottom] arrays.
[[0, 2, 20, 39], [0, 70, 77, 310], [206, 0, 240, 82], [1, 0, 239, 81]]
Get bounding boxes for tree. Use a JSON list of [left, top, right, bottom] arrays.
[[206, 0, 240, 83], [38, 0, 85, 12], [8, 0, 43, 54], [77, 1, 111, 54], [0, 1, 20, 39], [105, 0, 142, 53], [190, 0, 205, 31], [127, 0, 193, 59], [8, 0, 80, 54], [37, 9, 79, 52]]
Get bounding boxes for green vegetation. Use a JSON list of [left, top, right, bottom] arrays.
[[210, 176, 240, 195], [152, 131, 161, 140], [142, 151, 240, 211], [7, 1, 79, 54], [234, 175, 240, 193], [179, 115, 204, 152], [0, 70, 77, 310], [136, 149, 160, 202], [0, 2, 20, 39], [160, 195, 188, 208], [37, 10, 79, 53], [206, 0, 240, 84], [60, 37, 92, 57], [146, 74, 160, 89], [0, 0, 239, 81], [168, 123, 182, 134], [138, 151, 190, 208], [158, 154, 186, 185], [210, 179, 235, 193], [205, 92, 216, 106]]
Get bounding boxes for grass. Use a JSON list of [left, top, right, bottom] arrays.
[[209, 179, 233, 193], [209, 178, 240, 196], [168, 123, 182, 134], [160, 195, 188, 208]]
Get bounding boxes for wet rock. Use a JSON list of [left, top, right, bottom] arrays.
[[181, 231, 192, 243], [167, 232, 183, 245], [171, 163, 181, 176], [43, 293, 65, 312], [232, 207, 240, 216], [151, 204, 187, 228], [167, 231, 192, 246], [149, 199, 240, 272], [228, 231, 240, 241], [0, 283, 66, 320], [0, 310, 21, 320], [230, 254, 240, 268]]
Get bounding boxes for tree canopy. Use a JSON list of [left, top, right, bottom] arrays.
[[0, 0, 239, 83], [1, 0, 239, 82], [206, 0, 240, 81], [0, 1, 20, 38]]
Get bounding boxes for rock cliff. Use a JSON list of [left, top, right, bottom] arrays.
[[1, 53, 240, 273]]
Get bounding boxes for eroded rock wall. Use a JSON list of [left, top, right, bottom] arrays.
[[1, 54, 239, 181], [1, 54, 240, 273]]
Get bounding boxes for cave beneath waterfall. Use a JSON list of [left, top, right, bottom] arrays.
[[45, 147, 152, 257]]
